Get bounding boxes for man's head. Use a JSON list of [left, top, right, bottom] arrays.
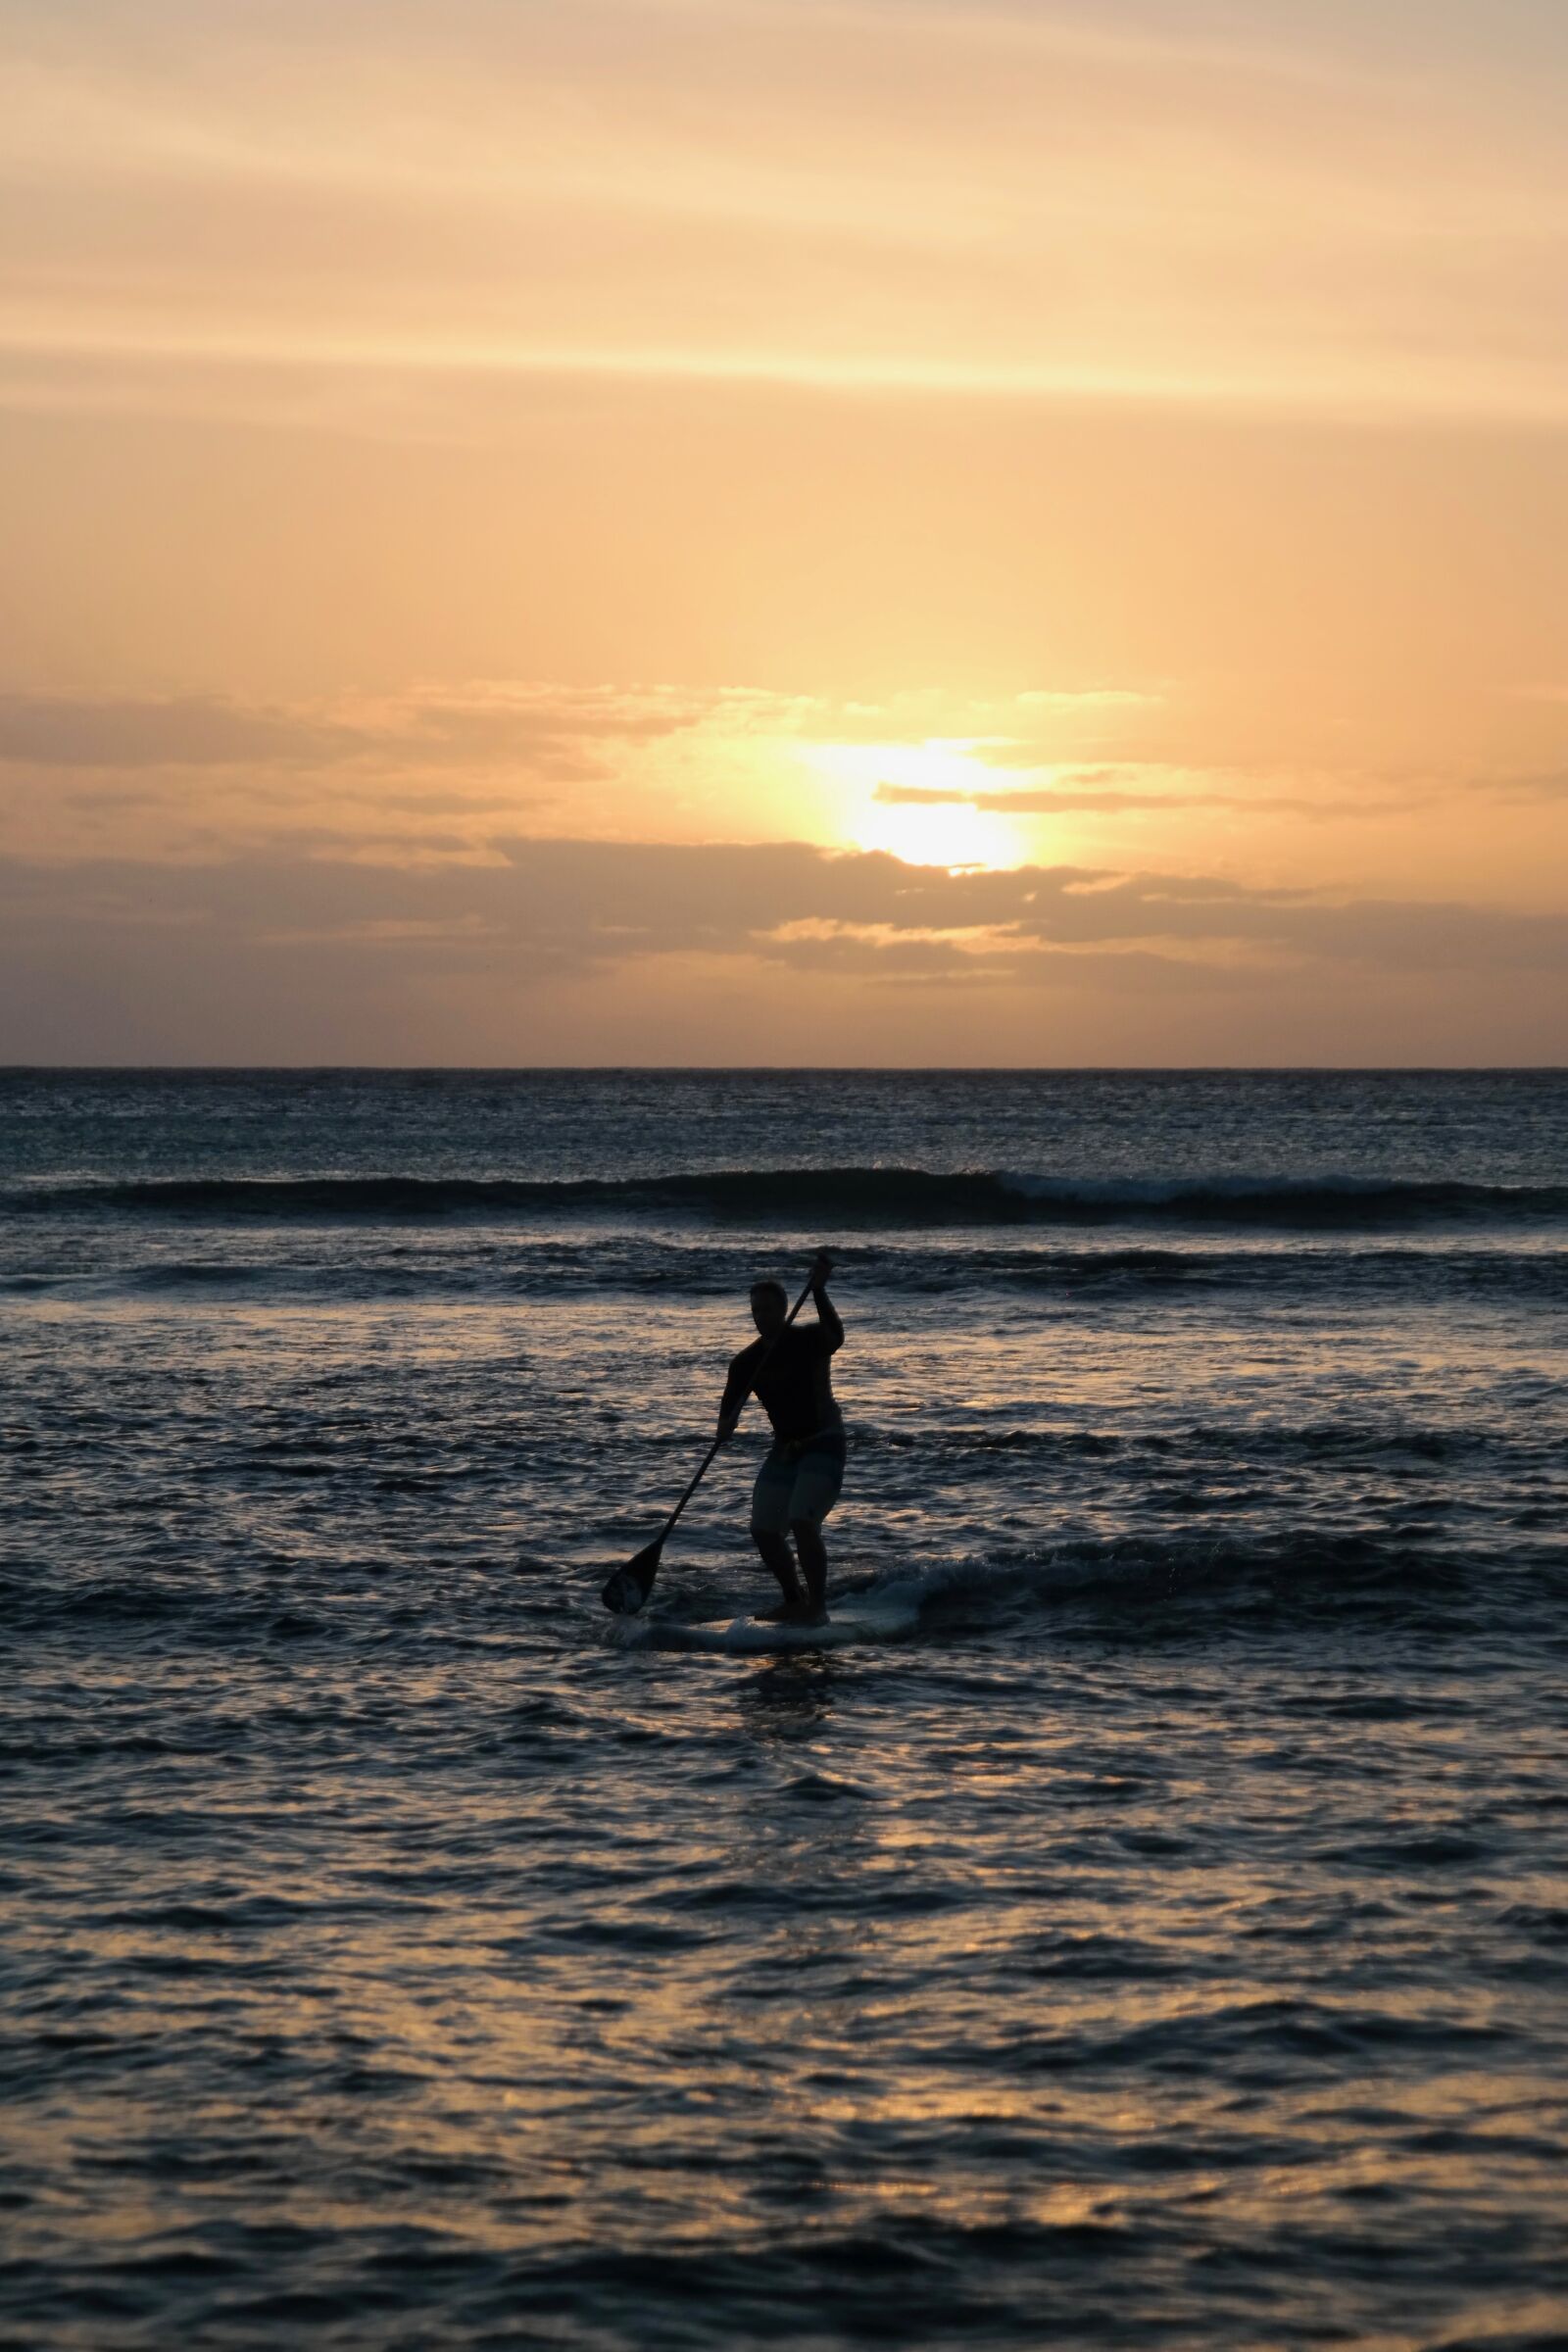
[[750, 1279, 788, 1337]]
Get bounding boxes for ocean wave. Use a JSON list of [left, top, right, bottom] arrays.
[[5, 1240, 1557, 1315], [637, 1527, 1562, 1651], [878, 1527, 1536, 1621], [4, 1167, 1564, 1229]]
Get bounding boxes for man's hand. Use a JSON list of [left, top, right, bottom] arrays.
[[808, 1250, 844, 1351]]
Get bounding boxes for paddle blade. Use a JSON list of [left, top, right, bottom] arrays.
[[601, 1537, 664, 1615]]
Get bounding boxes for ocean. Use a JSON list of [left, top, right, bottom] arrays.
[[2, 1068, 1565, 2351]]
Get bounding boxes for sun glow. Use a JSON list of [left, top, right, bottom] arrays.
[[805, 742, 1038, 871]]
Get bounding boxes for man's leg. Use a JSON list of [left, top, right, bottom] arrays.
[[752, 1452, 807, 1613], [753, 1529, 805, 1609], [790, 1517, 828, 1617], [785, 1448, 843, 1621]]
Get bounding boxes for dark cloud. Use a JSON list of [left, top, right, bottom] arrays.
[[1480, 768, 1568, 803], [0, 695, 358, 769], [0, 688, 708, 777], [1, 833, 1560, 1059], [1, 838, 1560, 994]]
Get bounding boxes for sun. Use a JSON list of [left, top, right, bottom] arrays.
[[861, 789, 1019, 871], [802, 740, 1034, 870]]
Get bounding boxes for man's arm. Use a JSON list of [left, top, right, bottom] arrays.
[[809, 1251, 843, 1351], [717, 1351, 751, 1439]]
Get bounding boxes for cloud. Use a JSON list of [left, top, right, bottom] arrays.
[[0, 686, 709, 776], [1478, 768, 1568, 804], [2, 837, 1560, 990], [6, 0, 1568, 429], [874, 773, 1429, 821], [2, 832, 1560, 1059], [2, 690, 1443, 835], [0, 684, 1168, 802], [0, 694, 357, 768], [878, 778, 1177, 813]]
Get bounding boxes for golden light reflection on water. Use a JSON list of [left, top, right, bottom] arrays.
[[13, 1654, 1568, 2319], [12, 1121, 1568, 2343]]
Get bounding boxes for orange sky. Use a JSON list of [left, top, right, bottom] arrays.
[[2, 0, 1565, 1061]]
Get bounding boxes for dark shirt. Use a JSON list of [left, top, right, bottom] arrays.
[[722, 1321, 843, 1446]]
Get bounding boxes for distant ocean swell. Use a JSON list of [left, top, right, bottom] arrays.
[[2, 1242, 1560, 1305], [7, 1168, 1566, 1227]]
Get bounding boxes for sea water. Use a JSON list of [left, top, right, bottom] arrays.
[[2, 1069, 1565, 2350]]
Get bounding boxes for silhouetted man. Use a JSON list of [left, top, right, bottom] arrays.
[[718, 1251, 845, 1623]]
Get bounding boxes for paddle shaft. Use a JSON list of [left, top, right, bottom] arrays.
[[654, 1269, 817, 1545]]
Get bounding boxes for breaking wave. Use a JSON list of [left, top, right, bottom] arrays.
[[6, 1167, 1565, 1229]]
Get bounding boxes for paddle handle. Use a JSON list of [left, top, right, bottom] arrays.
[[657, 1267, 817, 1542]]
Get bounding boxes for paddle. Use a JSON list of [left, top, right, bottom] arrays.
[[600, 1263, 820, 1614]]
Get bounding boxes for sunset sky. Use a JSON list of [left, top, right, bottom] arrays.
[[2, 0, 1565, 1062]]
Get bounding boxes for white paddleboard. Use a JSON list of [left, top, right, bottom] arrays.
[[619, 1591, 920, 1655]]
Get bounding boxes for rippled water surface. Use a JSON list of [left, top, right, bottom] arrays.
[[3, 1070, 1566, 2350]]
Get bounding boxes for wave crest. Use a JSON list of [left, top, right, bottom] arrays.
[[5, 1166, 1562, 1228]]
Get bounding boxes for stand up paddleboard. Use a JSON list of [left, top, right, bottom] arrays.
[[612, 1590, 920, 1656]]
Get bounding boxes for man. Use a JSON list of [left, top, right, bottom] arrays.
[[718, 1250, 845, 1624]]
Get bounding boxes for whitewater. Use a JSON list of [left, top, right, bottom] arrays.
[[2, 1067, 1564, 2351]]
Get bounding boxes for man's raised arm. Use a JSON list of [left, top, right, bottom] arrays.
[[809, 1251, 843, 1351]]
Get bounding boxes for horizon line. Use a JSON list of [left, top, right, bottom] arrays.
[[2, 1064, 1563, 1080]]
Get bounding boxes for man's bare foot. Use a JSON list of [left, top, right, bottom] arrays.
[[755, 1597, 809, 1623]]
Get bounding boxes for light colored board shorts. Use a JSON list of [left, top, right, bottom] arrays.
[[751, 1438, 847, 1537]]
